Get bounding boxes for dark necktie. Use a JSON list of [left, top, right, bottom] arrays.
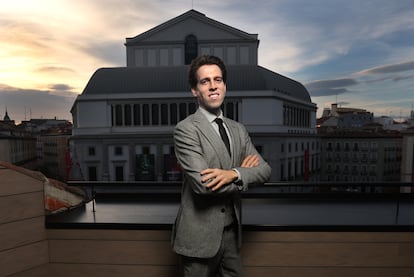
[[214, 118, 231, 156]]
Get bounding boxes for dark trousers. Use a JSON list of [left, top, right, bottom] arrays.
[[180, 225, 243, 277]]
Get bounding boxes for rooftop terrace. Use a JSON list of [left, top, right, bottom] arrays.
[[2, 162, 414, 277]]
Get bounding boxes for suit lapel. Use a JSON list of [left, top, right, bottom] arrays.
[[193, 110, 232, 168], [224, 118, 242, 167]]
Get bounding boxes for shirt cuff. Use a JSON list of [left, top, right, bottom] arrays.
[[232, 168, 242, 190], [232, 168, 240, 180]]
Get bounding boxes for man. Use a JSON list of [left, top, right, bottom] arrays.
[[172, 55, 271, 276]]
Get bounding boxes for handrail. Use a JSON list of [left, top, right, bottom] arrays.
[[67, 181, 414, 196], [44, 181, 414, 231]]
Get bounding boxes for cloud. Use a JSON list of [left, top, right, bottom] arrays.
[[36, 66, 75, 74], [0, 84, 76, 122], [48, 84, 75, 92], [305, 78, 358, 97], [250, 1, 414, 79], [306, 79, 358, 89], [363, 73, 414, 84], [392, 74, 414, 81], [357, 60, 414, 75], [0, 19, 52, 56], [1, 0, 414, 122], [309, 88, 349, 97], [78, 40, 125, 66]]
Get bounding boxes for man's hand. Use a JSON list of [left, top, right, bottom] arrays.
[[201, 168, 237, 191], [201, 155, 260, 191]]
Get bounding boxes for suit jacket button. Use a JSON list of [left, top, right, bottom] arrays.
[[221, 208, 225, 213]]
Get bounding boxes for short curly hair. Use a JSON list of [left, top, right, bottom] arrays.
[[188, 55, 227, 89]]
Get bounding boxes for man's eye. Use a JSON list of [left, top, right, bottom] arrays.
[[215, 78, 223, 83], [199, 79, 208, 85]]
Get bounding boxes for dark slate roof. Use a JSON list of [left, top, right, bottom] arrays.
[[81, 65, 311, 102]]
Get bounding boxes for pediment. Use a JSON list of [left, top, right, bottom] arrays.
[[125, 10, 258, 45]]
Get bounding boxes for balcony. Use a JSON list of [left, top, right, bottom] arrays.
[[2, 162, 414, 277]]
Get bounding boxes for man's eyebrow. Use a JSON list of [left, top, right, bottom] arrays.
[[199, 76, 223, 82]]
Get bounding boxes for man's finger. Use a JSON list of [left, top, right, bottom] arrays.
[[241, 155, 259, 167]]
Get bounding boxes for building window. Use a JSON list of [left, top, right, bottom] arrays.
[[88, 147, 95, 156], [353, 143, 359, 151], [170, 103, 178, 125], [88, 166, 97, 181], [335, 142, 341, 151], [160, 48, 169, 66], [134, 49, 144, 66], [148, 49, 156, 66], [172, 48, 182, 65], [240, 46, 249, 64], [225, 102, 235, 120], [185, 35, 198, 65], [227, 46, 236, 65], [282, 104, 310, 128], [115, 105, 123, 126], [161, 104, 168, 125], [300, 159, 304, 176], [115, 146, 123, 156], [115, 166, 124, 181], [152, 104, 159, 125], [179, 103, 187, 121], [134, 104, 141, 125], [143, 104, 150, 125], [213, 47, 224, 60], [143, 146, 150, 155], [112, 101, 235, 127], [124, 104, 132, 126], [327, 142, 333, 151], [288, 159, 292, 180], [189, 102, 197, 115]]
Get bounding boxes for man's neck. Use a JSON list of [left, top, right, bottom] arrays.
[[199, 106, 222, 117]]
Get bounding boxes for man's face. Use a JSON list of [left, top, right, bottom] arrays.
[[191, 64, 226, 115]]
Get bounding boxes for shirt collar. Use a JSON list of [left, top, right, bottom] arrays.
[[199, 106, 223, 123]]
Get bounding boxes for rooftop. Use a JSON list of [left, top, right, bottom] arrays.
[[80, 65, 311, 103]]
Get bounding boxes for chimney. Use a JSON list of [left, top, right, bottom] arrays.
[[331, 103, 338, 116]]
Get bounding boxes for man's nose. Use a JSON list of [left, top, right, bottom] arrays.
[[209, 86, 217, 92]]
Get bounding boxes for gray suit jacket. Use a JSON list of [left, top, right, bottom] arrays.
[[171, 109, 271, 258]]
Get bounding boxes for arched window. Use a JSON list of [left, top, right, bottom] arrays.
[[185, 35, 198, 64]]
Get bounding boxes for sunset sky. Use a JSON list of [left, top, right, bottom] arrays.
[[1, 0, 414, 123]]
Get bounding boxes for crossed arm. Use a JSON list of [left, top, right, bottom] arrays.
[[174, 118, 271, 195], [201, 154, 259, 191]]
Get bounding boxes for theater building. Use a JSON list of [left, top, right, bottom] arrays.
[[70, 10, 319, 182]]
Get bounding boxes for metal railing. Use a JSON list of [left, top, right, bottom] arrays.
[[67, 181, 414, 226]]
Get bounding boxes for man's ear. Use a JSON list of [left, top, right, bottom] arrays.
[[191, 88, 198, 97]]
